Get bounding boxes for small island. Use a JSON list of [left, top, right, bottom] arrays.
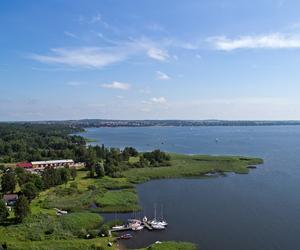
[[0, 123, 263, 249]]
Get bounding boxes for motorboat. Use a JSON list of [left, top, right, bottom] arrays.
[[158, 220, 168, 226], [120, 233, 133, 239], [152, 223, 165, 230], [128, 219, 141, 224], [132, 225, 144, 231]]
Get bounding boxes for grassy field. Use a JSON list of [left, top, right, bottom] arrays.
[[137, 241, 198, 250], [0, 212, 112, 250], [0, 153, 262, 249], [3, 239, 114, 250], [36, 171, 138, 213], [123, 153, 263, 183]]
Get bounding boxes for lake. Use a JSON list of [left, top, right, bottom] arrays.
[[80, 126, 300, 250]]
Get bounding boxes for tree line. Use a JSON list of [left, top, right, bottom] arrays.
[[0, 165, 77, 224], [0, 123, 85, 163]]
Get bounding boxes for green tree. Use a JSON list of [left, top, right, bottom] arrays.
[[1, 170, 16, 193], [95, 162, 105, 178], [89, 165, 95, 178], [85, 147, 97, 169], [15, 167, 27, 186], [0, 199, 9, 224], [14, 195, 30, 222], [21, 182, 38, 201], [60, 168, 70, 185]]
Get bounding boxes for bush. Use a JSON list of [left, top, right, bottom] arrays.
[[99, 224, 109, 236]]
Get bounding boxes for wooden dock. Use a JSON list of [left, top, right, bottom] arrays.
[[142, 221, 153, 230], [108, 226, 132, 236]]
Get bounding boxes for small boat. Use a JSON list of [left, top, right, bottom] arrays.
[[128, 219, 141, 224], [158, 220, 168, 226], [150, 203, 168, 228], [120, 233, 133, 239], [152, 224, 165, 230], [112, 225, 125, 230], [158, 205, 168, 226], [142, 216, 148, 222], [150, 219, 167, 227], [132, 225, 144, 231]]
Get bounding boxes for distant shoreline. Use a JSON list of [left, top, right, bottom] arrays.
[[12, 119, 300, 128]]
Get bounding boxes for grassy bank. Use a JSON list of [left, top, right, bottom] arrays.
[[137, 241, 198, 250], [123, 153, 263, 183]]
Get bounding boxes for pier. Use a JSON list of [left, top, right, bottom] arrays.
[[108, 226, 132, 236], [108, 221, 153, 236], [142, 221, 153, 230]]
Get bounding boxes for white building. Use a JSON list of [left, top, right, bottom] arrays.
[[31, 159, 74, 169]]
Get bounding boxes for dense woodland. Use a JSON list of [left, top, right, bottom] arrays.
[[0, 123, 85, 162], [0, 123, 170, 172]]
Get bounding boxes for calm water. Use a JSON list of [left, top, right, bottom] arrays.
[[81, 126, 300, 250]]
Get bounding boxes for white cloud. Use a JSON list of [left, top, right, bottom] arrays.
[[31, 47, 129, 69], [101, 81, 130, 90], [208, 33, 300, 51], [156, 71, 171, 80], [30, 37, 173, 68], [147, 47, 169, 61], [150, 97, 167, 104]]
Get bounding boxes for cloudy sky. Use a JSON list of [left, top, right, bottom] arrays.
[[1, 0, 300, 121]]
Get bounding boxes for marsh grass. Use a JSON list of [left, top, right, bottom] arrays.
[[122, 153, 263, 183]]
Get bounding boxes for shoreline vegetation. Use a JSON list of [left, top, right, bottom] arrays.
[[0, 123, 263, 250]]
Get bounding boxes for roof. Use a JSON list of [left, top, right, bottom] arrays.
[[3, 194, 18, 201], [31, 159, 74, 165], [16, 162, 33, 168]]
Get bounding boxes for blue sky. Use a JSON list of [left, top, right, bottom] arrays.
[[1, 0, 300, 121]]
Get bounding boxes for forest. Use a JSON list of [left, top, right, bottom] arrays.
[[0, 122, 171, 180]]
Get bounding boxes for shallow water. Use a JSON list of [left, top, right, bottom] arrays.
[[81, 126, 300, 250]]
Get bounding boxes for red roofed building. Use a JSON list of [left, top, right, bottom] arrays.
[[16, 162, 33, 168]]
